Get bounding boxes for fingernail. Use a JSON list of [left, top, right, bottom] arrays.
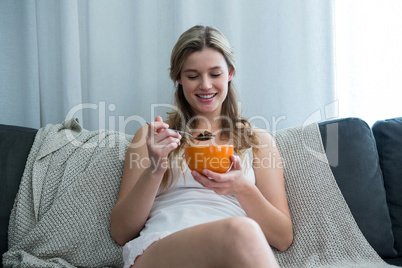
[[203, 169, 208, 176], [164, 123, 169, 128]]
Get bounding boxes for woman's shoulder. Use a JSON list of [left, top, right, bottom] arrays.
[[129, 124, 149, 150], [252, 126, 274, 141], [134, 123, 148, 137], [249, 126, 278, 154]]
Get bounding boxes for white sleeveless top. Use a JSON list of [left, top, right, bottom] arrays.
[[139, 148, 255, 236]]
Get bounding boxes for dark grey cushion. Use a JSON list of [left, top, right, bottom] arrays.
[[384, 256, 402, 266], [373, 117, 402, 257], [318, 117, 396, 258], [0, 124, 37, 258]]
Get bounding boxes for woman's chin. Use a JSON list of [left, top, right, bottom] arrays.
[[194, 107, 221, 116]]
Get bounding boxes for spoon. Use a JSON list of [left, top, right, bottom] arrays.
[[146, 123, 215, 141], [171, 129, 215, 141]]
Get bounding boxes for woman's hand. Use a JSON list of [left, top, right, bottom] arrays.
[[191, 155, 252, 196], [146, 116, 181, 175]]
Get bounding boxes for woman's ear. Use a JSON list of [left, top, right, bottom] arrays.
[[177, 76, 182, 85], [228, 67, 234, 82]]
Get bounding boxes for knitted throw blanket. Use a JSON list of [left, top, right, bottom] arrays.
[[2, 120, 396, 267], [3, 119, 131, 267], [272, 123, 394, 267]]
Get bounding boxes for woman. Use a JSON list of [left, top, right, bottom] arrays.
[[111, 25, 293, 268]]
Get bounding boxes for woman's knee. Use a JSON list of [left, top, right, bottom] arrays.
[[215, 217, 275, 267], [224, 217, 264, 241], [221, 217, 268, 255]]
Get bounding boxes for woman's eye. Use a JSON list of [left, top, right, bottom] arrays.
[[187, 75, 198, 80], [211, 73, 222, 77]]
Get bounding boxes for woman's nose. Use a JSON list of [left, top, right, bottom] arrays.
[[199, 77, 212, 90]]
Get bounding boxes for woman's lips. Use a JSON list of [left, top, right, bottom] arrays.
[[196, 93, 217, 102]]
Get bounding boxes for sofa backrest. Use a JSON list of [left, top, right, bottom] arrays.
[[372, 117, 402, 258], [318, 118, 397, 258], [0, 124, 38, 259]]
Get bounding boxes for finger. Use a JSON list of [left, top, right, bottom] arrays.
[[154, 116, 165, 133], [230, 155, 242, 171], [155, 116, 163, 122], [152, 129, 182, 146], [192, 171, 217, 186], [191, 171, 206, 186], [147, 122, 174, 153], [147, 120, 169, 138], [149, 132, 181, 152], [201, 169, 226, 183], [148, 122, 169, 135], [161, 140, 180, 152], [192, 171, 231, 191], [158, 137, 181, 149], [155, 129, 182, 141], [148, 139, 179, 161]]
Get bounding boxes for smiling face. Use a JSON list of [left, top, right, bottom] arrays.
[[177, 48, 234, 118]]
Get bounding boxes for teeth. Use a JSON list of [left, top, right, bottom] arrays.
[[197, 94, 215, 99]]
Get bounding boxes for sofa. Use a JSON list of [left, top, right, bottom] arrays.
[[1, 117, 401, 266]]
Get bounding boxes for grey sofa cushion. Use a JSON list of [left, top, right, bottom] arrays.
[[318, 117, 396, 258], [0, 124, 37, 259], [372, 117, 402, 257]]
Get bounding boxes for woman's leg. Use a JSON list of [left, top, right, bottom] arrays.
[[133, 217, 279, 268]]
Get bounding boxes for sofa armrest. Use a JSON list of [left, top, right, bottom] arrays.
[[0, 124, 37, 258]]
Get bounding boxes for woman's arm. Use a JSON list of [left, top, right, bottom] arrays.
[[110, 125, 161, 246], [235, 129, 293, 251], [192, 129, 293, 251], [236, 130, 293, 251], [110, 117, 181, 245]]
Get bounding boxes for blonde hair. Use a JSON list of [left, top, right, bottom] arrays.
[[160, 25, 259, 191]]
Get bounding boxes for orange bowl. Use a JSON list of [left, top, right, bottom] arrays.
[[185, 145, 234, 173]]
